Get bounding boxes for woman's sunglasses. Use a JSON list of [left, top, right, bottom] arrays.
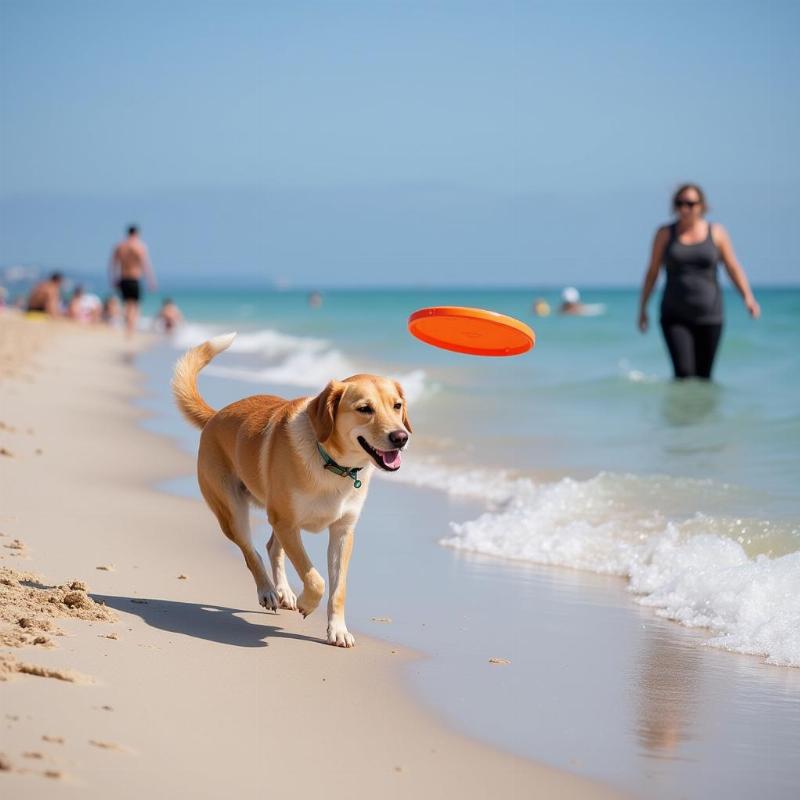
[[675, 199, 700, 208]]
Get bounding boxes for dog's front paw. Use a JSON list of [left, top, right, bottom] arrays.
[[296, 590, 321, 618], [276, 583, 297, 611], [296, 572, 324, 618], [258, 588, 279, 612], [327, 621, 355, 648]]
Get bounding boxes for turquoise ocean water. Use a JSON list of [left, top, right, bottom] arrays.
[[141, 286, 800, 666]]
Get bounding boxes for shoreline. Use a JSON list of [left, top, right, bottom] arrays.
[[0, 315, 620, 798]]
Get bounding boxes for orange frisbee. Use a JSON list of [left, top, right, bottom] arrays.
[[407, 306, 535, 357]]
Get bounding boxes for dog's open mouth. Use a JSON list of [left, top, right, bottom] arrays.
[[357, 436, 402, 471]]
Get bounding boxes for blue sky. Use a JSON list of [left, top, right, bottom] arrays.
[[1, 1, 798, 287]]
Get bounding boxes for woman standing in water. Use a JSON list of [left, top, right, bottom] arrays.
[[638, 184, 760, 379]]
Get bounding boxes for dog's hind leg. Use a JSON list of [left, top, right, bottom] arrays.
[[267, 533, 297, 610], [200, 478, 279, 612]]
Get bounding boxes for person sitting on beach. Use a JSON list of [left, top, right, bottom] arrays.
[[101, 295, 121, 326], [26, 272, 64, 316], [558, 287, 587, 315], [108, 224, 157, 336], [66, 285, 102, 323], [66, 285, 84, 320], [155, 297, 184, 333]]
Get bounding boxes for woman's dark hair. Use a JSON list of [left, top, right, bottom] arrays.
[[672, 183, 708, 214]]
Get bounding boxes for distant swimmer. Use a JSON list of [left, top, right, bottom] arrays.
[[532, 298, 551, 317], [26, 272, 64, 316], [559, 287, 585, 315], [108, 224, 157, 336], [308, 291, 323, 308], [638, 183, 760, 380], [557, 287, 606, 317]]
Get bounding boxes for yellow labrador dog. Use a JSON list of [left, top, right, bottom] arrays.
[[171, 333, 411, 647]]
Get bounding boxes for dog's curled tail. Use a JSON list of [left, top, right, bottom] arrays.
[[171, 332, 237, 429]]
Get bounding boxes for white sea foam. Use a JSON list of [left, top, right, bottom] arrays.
[[206, 350, 356, 390], [395, 460, 800, 666], [172, 323, 329, 359], [618, 359, 660, 384], [169, 322, 429, 400], [395, 369, 428, 405], [579, 303, 607, 317]]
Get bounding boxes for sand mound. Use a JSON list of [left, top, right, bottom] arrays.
[[0, 653, 92, 684], [0, 561, 116, 681]]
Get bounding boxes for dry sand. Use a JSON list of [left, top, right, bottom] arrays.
[[0, 314, 622, 798]]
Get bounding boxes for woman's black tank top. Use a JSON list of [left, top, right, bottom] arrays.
[[660, 222, 722, 324]]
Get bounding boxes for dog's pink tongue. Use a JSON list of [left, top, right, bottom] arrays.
[[377, 448, 402, 469]]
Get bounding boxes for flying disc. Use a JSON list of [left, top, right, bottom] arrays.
[[407, 306, 535, 357]]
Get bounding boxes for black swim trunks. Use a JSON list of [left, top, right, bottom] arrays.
[[118, 278, 141, 302]]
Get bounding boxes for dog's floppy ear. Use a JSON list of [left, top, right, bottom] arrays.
[[308, 380, 344, 443], [394, 381, 413, 433]]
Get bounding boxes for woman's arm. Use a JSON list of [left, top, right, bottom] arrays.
[[638, 226, 669, 333], [714, 224, 760, 319]]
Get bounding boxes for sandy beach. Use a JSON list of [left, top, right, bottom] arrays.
[[0, 314, 622, 798], [4, 3, 800, 797]]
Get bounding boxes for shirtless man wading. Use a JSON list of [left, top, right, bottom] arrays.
[[108, 225, 157, 336]]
